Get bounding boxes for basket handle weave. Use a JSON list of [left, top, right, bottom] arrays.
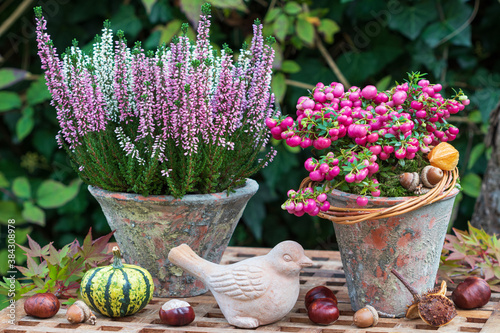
[[299, 168, 459, 225]]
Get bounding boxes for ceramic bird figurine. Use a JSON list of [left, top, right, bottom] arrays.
[[168, 240, 313, 328]]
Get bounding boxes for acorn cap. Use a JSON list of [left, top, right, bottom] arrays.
[[421, 166, 444, 188]]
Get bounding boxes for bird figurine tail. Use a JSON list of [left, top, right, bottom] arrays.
[[168, 244, 215, 282]]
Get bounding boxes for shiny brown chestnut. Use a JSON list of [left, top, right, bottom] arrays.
[[24, 293, 60, 318], [305, 286, 337, 309], [159, 299, 195, 326], [307, 298, 339, 325], [451, 277, 491, 309]]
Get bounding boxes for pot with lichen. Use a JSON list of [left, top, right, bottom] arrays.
[[88, 179, 258, 297], [328, 187, 459, 317]]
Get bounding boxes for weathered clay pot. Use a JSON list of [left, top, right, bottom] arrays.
[[328, 188, 459, 318], [88, 179, 258, 297]]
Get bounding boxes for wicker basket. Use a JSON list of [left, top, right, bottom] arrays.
[[299, 167, 459, 225]]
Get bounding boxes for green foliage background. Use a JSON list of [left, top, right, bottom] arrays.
[[1, 0, 498, 283]]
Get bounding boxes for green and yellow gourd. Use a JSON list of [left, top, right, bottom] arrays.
[[80, 246, 154, 317]]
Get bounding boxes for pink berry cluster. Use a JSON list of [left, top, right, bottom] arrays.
[[267, 73, 468, 215], [282, 188, 331, 217]]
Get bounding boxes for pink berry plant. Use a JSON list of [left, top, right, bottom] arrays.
[[267, 73, 468, 216], [34, 5, 278, 197]]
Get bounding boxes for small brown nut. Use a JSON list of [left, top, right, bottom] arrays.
[[353, 305, 378, 328], [66, 300, 96, 325], [159, 299, 195, 326], [399, 172, 420, 191], [24, 293, 60, 318], [421, 166, 444, 188]]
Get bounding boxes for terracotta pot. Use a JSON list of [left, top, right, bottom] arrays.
[[88, 179, 259, 297], [328, 188, 459, 317]]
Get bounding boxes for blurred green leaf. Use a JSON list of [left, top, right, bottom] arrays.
[[284, 2, 302, 15], [296, 18, 315, 45], [12, 177, 31, 199], [159, 20, 182, 44], [468, 110, 482, 123], [36, 179, 82, 209], [141, 0, 156, 14], [376, 75, 392, 91], [388, 1, 437, 40], [17, 107, 35, 141], [271, 72, 286, 103], [318, 18, 339, 44], [462, 173, 482, 198], [0, 172, 9, 188], [273, 14, 289, 43], [0, 92, 21, 112], [281, 60, 301, 74], [209, 0, 247, 12], [0, 201, 24, 224], [22, 202, 45, 226], [149, 0, 173, 23], [0, 68, 29, 89], [110, 5, 143, 39], [0, 250, 8, 275], [26, 76, 51, 106], [468, 143, 485, 170], [179, 0, 204, 27], [264, 8, 281, 23]]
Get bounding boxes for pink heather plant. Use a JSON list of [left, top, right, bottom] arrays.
[[34, 5, 278, 197], [267, 73, 468, 216]]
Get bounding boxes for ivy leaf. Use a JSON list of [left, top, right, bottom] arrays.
[[16, 107, 35, 141], [388, 1, 437, 40], [26, 76, 51, 106], [264, 8, 281, 23]]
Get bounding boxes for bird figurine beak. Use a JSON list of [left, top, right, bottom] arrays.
[[299, 257, 314, 267]]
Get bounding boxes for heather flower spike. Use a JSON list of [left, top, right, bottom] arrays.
[[34, 4, 279, 197]]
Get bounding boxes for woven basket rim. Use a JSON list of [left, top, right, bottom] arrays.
[[327, 186, 460, 206]]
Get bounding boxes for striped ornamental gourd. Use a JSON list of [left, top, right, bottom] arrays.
[[80, 246, 154, 317]]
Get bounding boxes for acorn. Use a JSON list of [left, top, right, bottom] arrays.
[[421, 166, 444, 188], [399, 172, 420, 191], [353, 305, 379, 328], [391, 269, 457, 327], [66, 300, 96, 325]]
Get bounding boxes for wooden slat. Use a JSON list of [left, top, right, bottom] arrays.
[[1, 247, 498, 333]]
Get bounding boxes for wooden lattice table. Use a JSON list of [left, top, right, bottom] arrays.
[[1, 247, 499, 332]]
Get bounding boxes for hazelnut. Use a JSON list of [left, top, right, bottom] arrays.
[[353, 305, 378, 328], [66, 300, 96, 325], [159, 299, 195, 326], [24, 293, 60, 318], [421, 166, 444, 188], [399, 172, 420, 191]]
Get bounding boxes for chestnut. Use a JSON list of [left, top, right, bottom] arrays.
[[451, 277, 491, 309], [159, 299, 195, 326], [305, 286, 337, 309], [24, 293, 60, 318], [307, 298, 339, 325]]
